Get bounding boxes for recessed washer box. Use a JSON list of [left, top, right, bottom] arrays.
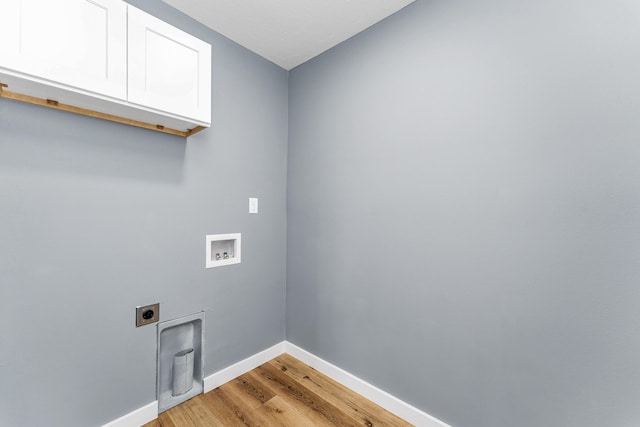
[[205, 233, 241, 268]]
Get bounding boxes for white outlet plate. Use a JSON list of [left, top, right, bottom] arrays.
[[249, 198, 258, 214]]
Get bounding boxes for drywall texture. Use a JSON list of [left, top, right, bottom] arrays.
[[0, 1, 288, 426], [287, 1, 640, 426]]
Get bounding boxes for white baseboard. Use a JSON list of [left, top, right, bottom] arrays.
[[102, 340, 449, 427], [101, 401, 158, 427], [203, 341, 287, 392], [284, 341, 450, 427]]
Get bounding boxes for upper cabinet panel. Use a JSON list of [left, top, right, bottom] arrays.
[[0, 0, 127, 100], [127, 6, 212, 125], [0, 1, 21, 56], [0, 1, 211, 135]]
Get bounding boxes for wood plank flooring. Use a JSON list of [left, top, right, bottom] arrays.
[[143, 353, 413, 427]]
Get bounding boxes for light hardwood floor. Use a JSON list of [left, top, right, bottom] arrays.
[[143, 353, 413, 427]]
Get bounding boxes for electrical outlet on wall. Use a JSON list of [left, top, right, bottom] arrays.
[[136, 303, 159, 327], [249, 197, 258, 214]]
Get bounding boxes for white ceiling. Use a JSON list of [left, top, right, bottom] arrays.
[[162, 0, 415, 70]]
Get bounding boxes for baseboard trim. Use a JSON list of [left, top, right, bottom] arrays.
[[284, 341, 450, 427], [103, 340, 449, 427], [101, 400, 158, 427], [203, 341, 287, 392]]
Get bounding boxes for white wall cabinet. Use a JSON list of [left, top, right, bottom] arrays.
[[128, 7, 211, 125], [0, 0, 127, 100], [0, 0, 211, 136]]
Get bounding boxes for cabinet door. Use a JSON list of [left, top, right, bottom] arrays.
[[0, 0, 127, 100], [127, 6, 211, 125]]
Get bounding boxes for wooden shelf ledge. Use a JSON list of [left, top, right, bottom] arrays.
[[0, 83, 206, 138]]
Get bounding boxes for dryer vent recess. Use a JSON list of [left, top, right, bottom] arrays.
[[157, 312, 204, 412]]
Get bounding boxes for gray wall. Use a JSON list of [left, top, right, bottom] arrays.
[[287, 1, 640, 426], [0, 1, 288, 426], [4, 0, 640, 426]]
